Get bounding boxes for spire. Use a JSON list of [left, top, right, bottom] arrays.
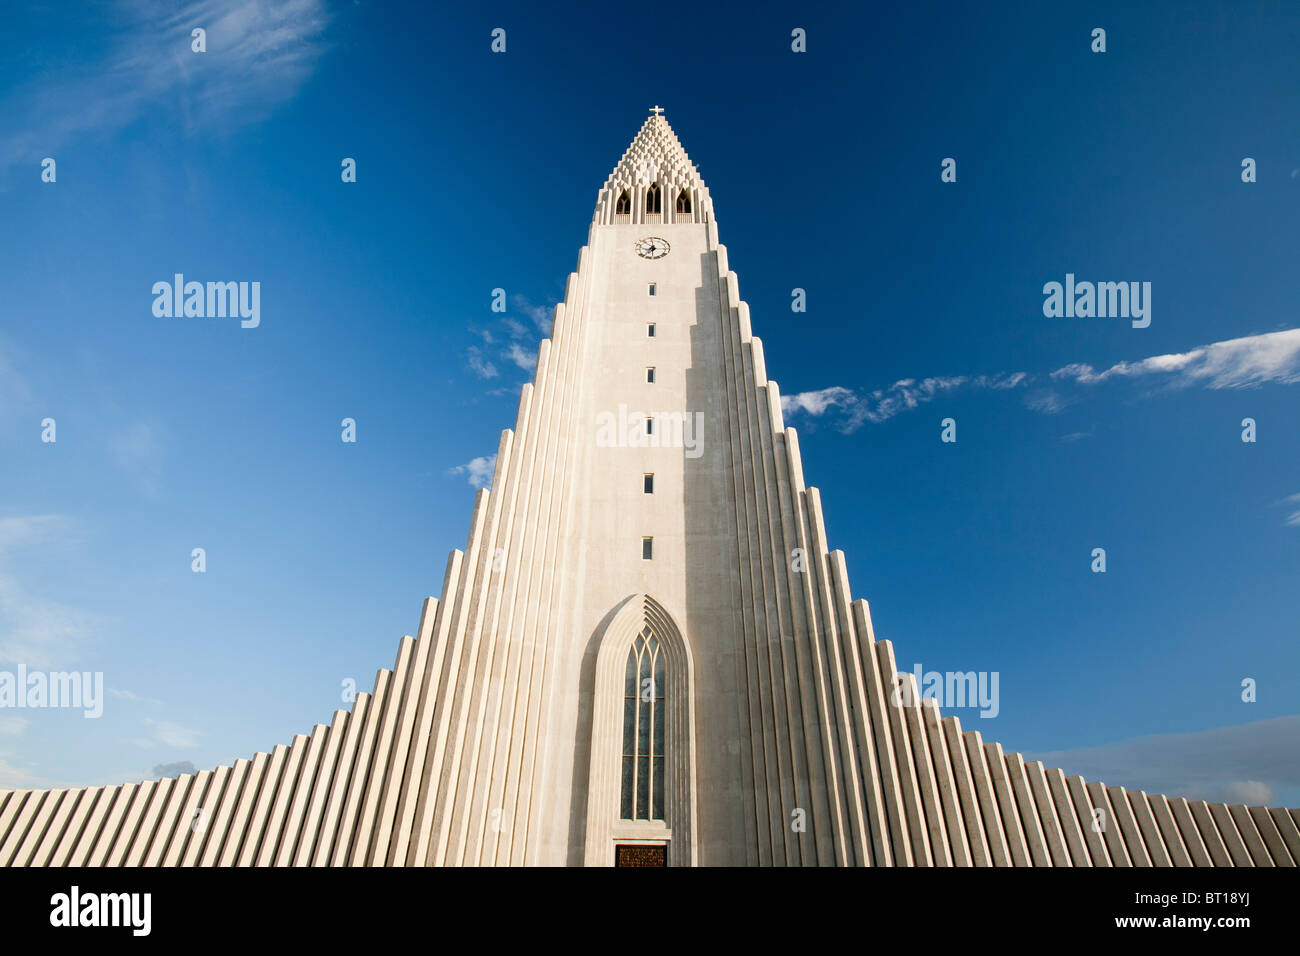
[[594, 108, 713, 224]]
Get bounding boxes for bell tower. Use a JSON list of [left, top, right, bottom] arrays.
[[593, 108, 714, 227], [4, 110, 1293, 871]]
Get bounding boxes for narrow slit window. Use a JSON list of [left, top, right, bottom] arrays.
[[642, 537, 653, 560], [645, 416, 654, 436], [648, 282, 656, 296], [647, 323, 656, 337], [644, 473, 654, 494], [646, 367, 656, 383]]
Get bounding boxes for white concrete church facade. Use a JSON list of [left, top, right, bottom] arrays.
[[2, 111, 1296, 868]]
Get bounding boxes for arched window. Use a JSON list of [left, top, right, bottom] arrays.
[[621, 628, 666, 820], [584, 593, 697, 866], [615, 190, 631, 215], [645, 183, 661, 214], [675, 189, 691, 214]]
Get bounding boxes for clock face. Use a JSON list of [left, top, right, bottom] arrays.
[[635, 236, 670, 260]]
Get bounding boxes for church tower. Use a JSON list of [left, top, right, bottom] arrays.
[[1, 110, 1295, 869]]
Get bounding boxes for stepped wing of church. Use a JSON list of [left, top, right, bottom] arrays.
[[4, 113, 1296, 868]]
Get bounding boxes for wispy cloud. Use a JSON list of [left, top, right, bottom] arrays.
[[0, 516, 98, 668], [465, 294, 554, 387], [512, 294, 554, 336], [0, 576, 100, 669], [0, 754, 47, 789], [783, 375, 1024, 433], [0, 0, 331, 175], [109, 687, 166, 705], [466, 345, 498, 379], [447, 454, 496, 490], [783, 328, 1300, 433], [128, 718, 201, 750], [1278, 493, 1300, 528], [1052, 328, 1300, 388], [0, 515, 69, 555], [1027, 715, 1300, 806], [504, 342, 537, 372], [0, 755, 144, 790], [781, 385, 855, 417]]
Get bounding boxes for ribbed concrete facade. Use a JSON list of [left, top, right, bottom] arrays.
[[2, 112, 1296, 867]]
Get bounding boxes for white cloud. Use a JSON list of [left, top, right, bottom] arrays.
[[504, 342, 537, 372], [0, 715, 28, 738], [448, 455, 497, 490], [855, 376, 972, 428], [1024, 390, 1069, 415], [139, 718, 200, 750], [0, 515, 97, 668], [0, 753, 157, 790], [109, 688, 165, 705], [1221, 780, 1276, 804], [467, 346, 498, 379], [465, 295, 555, 388], [1027, 715, 1300, 806], [0, 576, 99, 669], [783, 328, 1300, 433], [512, 295, 555, 336], [782, 377, 981, 432], [0, 515, 69, 555], [988, 371, 1029, 390], [1277, 493, 1300, 528], [1052, 328, 1300, 389], [0, 754, 47, 789], [0, 0, 332, 176], [781, 386, 855, 417]]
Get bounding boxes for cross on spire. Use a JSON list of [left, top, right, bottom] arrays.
[[650, 105, 664, 116]]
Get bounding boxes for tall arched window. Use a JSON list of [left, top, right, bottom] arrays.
[[621, 628, 666, 820], [675, 189, 691, 214], [615, 190, 631, 215], [585, 593, 696, 866], [645, 183, 661, 214]]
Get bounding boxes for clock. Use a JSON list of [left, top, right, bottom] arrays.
[[635, 236, 670, 259]]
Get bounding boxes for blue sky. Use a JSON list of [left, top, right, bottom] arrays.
[[1, 0, 1297, 809]]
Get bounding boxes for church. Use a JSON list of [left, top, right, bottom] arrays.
[[1, 110, 1295, 868]]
